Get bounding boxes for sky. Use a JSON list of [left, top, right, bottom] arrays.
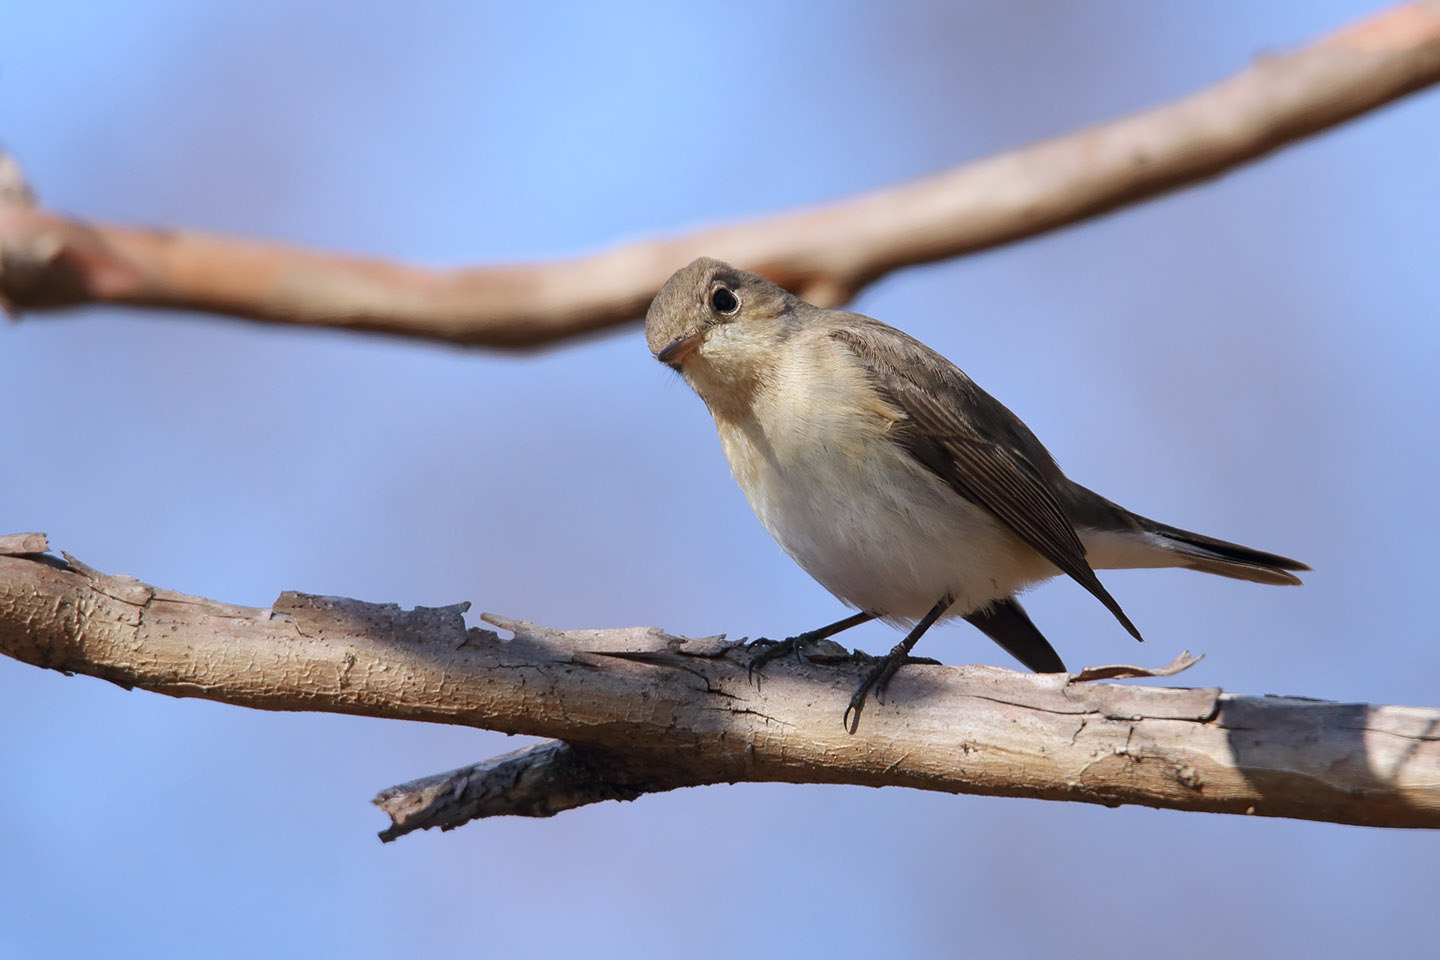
[[2, 2, 1438, 958]]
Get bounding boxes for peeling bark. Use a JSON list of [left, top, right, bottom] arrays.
[[0, 532, 48, 555]]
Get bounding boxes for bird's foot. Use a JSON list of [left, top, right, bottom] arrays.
[[746, 633, 810, 683], [842, 650, 938, 734], [843, 654, 898, 735]]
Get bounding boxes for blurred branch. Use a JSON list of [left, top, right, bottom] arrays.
[[3, 3, 1440, 346], [2, 544, 1437, 841]]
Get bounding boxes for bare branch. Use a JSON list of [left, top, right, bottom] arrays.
[[3, 4, 1440, 347], [1, 543, 1436, 839], [373, 743, 655, 842]]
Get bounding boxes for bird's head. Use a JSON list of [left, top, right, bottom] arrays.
[[645, 257, 799, 405]]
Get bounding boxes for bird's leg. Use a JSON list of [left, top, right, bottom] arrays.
[[748, 611, 875, 681], [844, 595, 954, 735]]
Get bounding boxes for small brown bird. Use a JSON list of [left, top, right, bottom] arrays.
[[646, 257, 1307, 731]]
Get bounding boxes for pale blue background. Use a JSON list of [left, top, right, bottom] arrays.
[[3, 3, 1438, 957]]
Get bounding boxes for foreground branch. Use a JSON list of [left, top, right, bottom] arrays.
[[3, 4, 1439, 347], [1, 543, 1436, 840]]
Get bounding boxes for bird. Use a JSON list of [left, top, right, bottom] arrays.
[[645, 257, 1307, 732]]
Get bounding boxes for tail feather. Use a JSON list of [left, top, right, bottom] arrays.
[[1063, 482, 1308, 587], [964, 597, 1067, 673], [1142, 519, 1309, 586]]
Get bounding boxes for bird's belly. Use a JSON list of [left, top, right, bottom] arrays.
[[718, 419, 1054, 622]]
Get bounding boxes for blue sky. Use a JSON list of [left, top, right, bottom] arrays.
[[3, 3, 1438, 957]]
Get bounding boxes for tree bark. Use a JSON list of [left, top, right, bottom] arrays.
[[2, 3, 1439, 348], [2, 545, 1435, 842]]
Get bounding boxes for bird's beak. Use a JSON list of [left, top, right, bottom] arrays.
[[657, 331, 704, 369]]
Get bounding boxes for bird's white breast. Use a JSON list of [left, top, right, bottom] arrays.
[[694, 336, 1054, 622]]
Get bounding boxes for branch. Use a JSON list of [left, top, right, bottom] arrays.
[[3, 4, 1440, 347], [1, 542, 1436, 842]]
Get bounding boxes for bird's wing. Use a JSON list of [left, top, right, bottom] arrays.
[[830, 321, 1143, 642]]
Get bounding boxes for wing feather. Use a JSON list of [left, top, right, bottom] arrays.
[[830, 321, 1143, 642]]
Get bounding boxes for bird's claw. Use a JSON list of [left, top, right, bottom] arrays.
[[746, 635, 808, 685], [842, 652, 924, 734]]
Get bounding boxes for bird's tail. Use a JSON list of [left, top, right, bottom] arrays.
[[1137, 518, 1309, 585], [1067, 483, 1309, 586]]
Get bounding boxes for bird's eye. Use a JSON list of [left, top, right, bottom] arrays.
[[710, 286, 740, 315]]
